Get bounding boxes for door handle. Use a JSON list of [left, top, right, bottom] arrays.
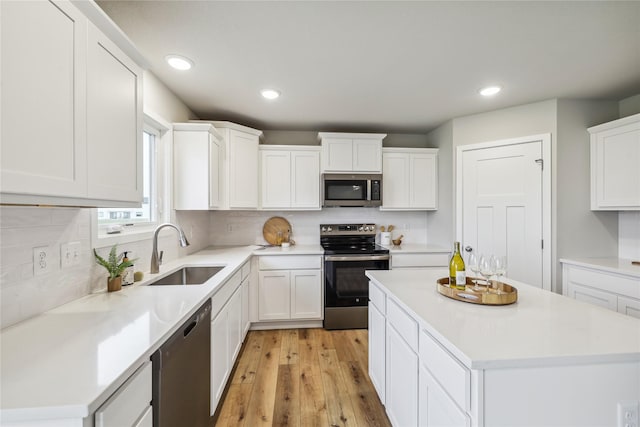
[[464, 246, 473, 252]]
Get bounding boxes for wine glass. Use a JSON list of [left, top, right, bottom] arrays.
[[493, 255, 507, 294], [479, 254, 495, 291], [467, 252, 482, 291]]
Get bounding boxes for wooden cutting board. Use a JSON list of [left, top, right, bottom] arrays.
[[263, 216, 292, 246]]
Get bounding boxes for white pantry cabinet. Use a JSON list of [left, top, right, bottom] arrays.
[[0, 0, 144, 207], [260, 146, 321, 210], [562, 261, 640, 319], [589, 113, 640, 210], [382, 148, 438, 210], [257, 255, 323, 321], [319, 132, 386, 173], [173, 123, 223, 210]]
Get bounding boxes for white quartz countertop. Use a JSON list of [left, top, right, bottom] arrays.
[[380, 243, 449, 254], [560, 257, 640, 278], [366, 269, 640, 370], [252, 244, 324, 255], [0, 245, 256, 423]]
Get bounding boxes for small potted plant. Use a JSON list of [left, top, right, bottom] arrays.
[[93, 244, 135, 292]]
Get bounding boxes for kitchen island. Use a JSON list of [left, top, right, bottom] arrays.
[[366, 268, 640, 427]]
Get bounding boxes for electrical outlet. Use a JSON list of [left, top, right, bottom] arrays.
[[618, 401, 639, 427], [61, 242, 81, 268], [33, 246, 54, 276]]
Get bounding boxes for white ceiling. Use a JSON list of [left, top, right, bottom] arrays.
[[97, 1, 640, 133]]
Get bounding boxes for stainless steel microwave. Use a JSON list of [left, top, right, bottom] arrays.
[[322, 174, 382, 207]]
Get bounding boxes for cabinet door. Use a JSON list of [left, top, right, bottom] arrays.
[[291, 150, 321, 209], [591, 121, 640, 209], [322, 138, 353, 172], [386, 325, 419, 427], [228, 287, 243, 363], [241, 277, 251, 338], [229, 130, 258, 208], [567, 282, 618, 311], [174, 130, 210, 210], [1, 0, 87, 198], [618, 296, 640, 319], [368, 303, 386, 403], [353, 139, 382, 172], [419, 364, 470, 427], [211, 309, 229, 414], [258, 270, 291, 320], [86, 23, 142, 203], [209, 135, 221, 208], [261, 150, 291, 208], [290, 269, 322, 319], [411, 152, 438, 209], [382, 152, 410, 208]]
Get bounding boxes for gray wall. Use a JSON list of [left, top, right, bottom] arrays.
[[261, 130, 429, 148], [619, 93, 640, 117], [425, 120, 454, 249]]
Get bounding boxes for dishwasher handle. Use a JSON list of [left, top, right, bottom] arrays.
[[183, 320, 197, 337]]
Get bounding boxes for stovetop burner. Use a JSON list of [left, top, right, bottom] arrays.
[[320, 223, 389, 255]]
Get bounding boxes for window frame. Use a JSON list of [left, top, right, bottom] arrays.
[[91, 109, 173, 248]]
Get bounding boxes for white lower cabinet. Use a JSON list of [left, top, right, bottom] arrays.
[[419, 365, 470, 427], [210, 266, 249, 415], [368, 302, 386, 403], [94, 361, 152, 427], [562, 262, 640, 319], [257, 255, 323, 322], [386, 324, 418, 427], [241, 261, 251, 337]]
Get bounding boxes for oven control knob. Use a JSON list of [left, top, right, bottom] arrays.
[[321, 226, 327, 232], [327, 226, 333, 232], [359, 226, 364, 232]]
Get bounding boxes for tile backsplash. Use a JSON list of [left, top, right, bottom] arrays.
[[0, 206, 209, 329]]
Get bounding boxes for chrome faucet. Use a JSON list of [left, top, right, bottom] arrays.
[[150, 223, 190, 274]]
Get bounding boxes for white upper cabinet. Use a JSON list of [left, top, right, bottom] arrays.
[[0, 0, 145, 207], [1, 0, 87, 200], [175, 121, 262, 210], [86, 23, 143, 203], [382, 148, 438, 210], [173, 123, 223, 210], [319, 132, 386, 173], [211, 122, 262, 210], [589, 113, 640, 210], [260, 146, 321, 210]]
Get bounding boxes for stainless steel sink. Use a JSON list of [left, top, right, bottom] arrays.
[[148, 266, 224, 286]]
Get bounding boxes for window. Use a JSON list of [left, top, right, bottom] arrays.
[[92, 111, 171, 246]]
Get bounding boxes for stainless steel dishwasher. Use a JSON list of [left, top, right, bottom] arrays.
[[152, 299, 211, 427]]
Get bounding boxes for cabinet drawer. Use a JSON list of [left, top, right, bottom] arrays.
[[241, 261, 251, 281], [369, 281, 386, 314], [567, 265, 640, 299], [618, 296, 640, 319], [387, 298, 418, 351], [419, 329, 470, 411], [211, 270, 242, 318], [259, 255, 321, 270], [391, 253, 448, 268], [95, 361, 151, 427]]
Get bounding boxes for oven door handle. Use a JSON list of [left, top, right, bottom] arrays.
[[324, 254, 390, 262]]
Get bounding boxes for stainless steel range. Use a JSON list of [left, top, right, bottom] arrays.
[[321, 223, 390, 329]]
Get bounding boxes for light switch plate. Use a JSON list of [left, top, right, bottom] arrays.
[[60, 242, 81, 268]]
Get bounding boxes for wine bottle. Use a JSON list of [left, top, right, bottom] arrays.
[[449, 242, 466, 290]]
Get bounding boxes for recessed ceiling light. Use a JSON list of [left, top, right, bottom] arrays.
[[165, 55, 193, 71], [261, 89, 281, 100], [479, 86, 502, 97]]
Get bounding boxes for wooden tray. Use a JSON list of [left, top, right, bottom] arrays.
[[436, 277, 517, 305], [263, 216, 292, 246]]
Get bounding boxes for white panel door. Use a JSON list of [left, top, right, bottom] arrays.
[[258, 270, 291, 320], [291, 150, 320, 209], [261, 150, 291, 208], [229, 130, 258, 208], [353, 139, 382, 172], [1, 0, 87, 198], [290, 269, 322, 319], [382, 152, 410, 208], [461, 140, 543, 287], [411, 152, 438, 209], [86, 23, 142, 203]]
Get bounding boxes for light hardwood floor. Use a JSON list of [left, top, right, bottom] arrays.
[[214, 328, 391, 427]]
